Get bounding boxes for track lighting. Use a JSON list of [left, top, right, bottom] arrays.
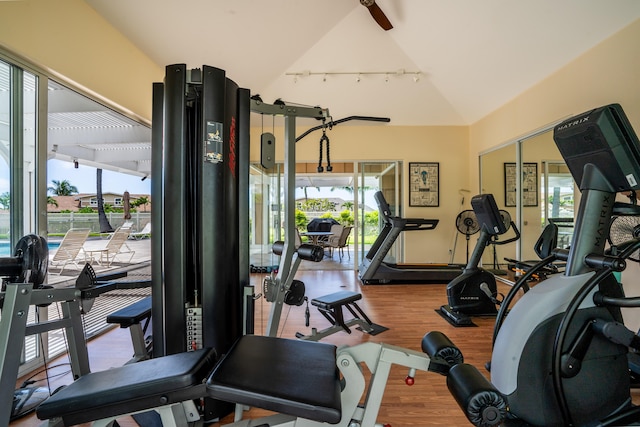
[[73, 159, 79, 169], [286, 69, 422, 83]]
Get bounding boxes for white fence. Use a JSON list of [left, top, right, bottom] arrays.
[[0, 212, 151, 236]]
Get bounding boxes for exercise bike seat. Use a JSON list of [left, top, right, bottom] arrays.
[[36, 348, 216, 425], [206, 335, 342, 424]]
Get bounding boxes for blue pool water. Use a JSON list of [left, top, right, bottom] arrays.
[[0, 241, 60, 257]]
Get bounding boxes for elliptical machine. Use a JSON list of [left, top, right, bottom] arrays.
[[439, 193, 519, 326], [433, 104, 640, 426]]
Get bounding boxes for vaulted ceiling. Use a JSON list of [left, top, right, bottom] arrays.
[[86, 0, 640, 126], [37, 1, 640, 178]]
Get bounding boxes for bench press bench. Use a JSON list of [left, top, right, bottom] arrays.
[[106, 296, 152, 363]]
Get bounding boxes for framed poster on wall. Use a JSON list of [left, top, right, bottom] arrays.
[[504, 162, 538, 207], [409, 162, 439, 207]]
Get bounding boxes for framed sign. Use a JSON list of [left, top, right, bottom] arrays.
[[409, 162, 439, 207], [504, 162, 538, 207]]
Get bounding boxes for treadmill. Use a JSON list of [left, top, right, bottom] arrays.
[[359, 191, 464, 284]]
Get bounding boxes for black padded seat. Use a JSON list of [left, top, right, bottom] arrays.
[[106, 296, 152, 328], [207, 335, 341, 424], [312, 290, 361, 308], [37, 348, 215, 425]]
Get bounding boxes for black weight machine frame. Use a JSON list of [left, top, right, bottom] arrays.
[[251, 98, 391, 338], [0, 243, 149, 426]]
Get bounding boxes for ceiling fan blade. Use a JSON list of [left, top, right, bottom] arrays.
[[367, 2, 393, 31]]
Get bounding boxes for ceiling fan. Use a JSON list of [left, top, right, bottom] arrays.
[[360, 0, 393, 31]]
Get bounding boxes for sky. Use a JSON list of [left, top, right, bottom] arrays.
[[47, 159, 151, 195]]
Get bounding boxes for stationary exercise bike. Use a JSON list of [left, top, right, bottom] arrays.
[[436, 104, 640, 426], [439, 193, 519, 326]]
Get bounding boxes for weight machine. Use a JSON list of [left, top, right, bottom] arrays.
[[0, 235, 149, 425]]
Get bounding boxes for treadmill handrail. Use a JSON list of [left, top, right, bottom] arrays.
[[375, 191, 439, 231], [387, 216, 439, 231]]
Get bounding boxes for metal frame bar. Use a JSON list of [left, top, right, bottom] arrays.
[[250, 100, 329, 337]]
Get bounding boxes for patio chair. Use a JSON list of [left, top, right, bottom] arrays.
[[49, 228, 91, 275], [84, 227, 135, 266], [325, 225, 352, 260], [130, 222, 151, 240], [322, 224, 343, 257]]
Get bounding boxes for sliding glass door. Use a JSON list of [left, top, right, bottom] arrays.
[[0, 55, 47, 373], [357, 161, 401, 265]]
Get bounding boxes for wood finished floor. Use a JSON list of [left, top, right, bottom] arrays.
[[11, 269, 620, 426]]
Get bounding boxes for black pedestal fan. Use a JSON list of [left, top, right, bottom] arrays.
[[454, 210, 480, 263], [608, 215, 640, 262]]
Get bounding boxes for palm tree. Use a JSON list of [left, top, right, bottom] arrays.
[[48, 179, 79, 196], [47, 196, 59, 208], [132, 196, 150, 212], [0, 192, 9, 210], [96, 169, 114, 233]]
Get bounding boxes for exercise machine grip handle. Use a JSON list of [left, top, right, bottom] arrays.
[[447, 363, 507, 427]]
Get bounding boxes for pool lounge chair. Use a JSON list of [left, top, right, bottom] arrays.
[[130, 223, 151, 240], [84, 227, 135, 266], [49, 228, 91, 275]]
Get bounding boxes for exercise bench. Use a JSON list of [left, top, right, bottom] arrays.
[[36, 348, 216, 426], [106, 296, 152, 363], [36, 333, 462, 426], [296, 290, 377, 341], [36, 336, 342, 427]]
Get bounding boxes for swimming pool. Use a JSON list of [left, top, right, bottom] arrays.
[[0, 241, 60, 257]]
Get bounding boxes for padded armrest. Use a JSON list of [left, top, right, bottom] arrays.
[[207, 335, 342, 424], [37, 348, 215, 425]]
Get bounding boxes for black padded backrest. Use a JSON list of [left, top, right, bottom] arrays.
[[535, 223, 559, 259]]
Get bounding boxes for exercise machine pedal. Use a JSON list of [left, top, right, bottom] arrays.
[[438, 304, 474, 327]]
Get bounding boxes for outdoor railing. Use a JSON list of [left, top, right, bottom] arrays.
[[0, 212, 151, 237]]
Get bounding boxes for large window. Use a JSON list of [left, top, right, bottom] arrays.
[[0, 61, 10, 241], [0, 56, 45, 374]]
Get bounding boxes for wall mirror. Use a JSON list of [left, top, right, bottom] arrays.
[[479, 121, 575, 275]]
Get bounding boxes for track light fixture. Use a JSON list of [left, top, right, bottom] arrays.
[[286, 69, 422, 83]]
